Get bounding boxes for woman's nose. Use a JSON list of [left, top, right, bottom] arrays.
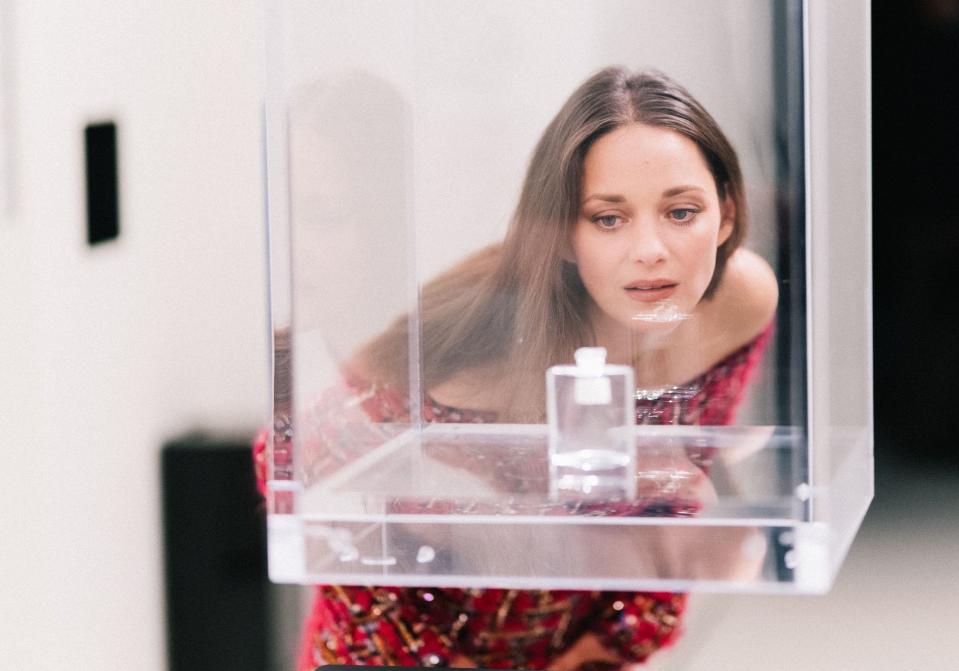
[[627, 221, 668, 265]]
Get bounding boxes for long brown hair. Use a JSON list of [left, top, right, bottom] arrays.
[[361, 67, 747, 421]]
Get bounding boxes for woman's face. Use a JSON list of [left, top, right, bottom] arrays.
[[572, 123, 733, 334]]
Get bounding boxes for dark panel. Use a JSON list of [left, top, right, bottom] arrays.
[[162, 433, 271, 671], [770, 1, 809, 574], [84, 121, 120, 244], [872, 1, 959, 470]]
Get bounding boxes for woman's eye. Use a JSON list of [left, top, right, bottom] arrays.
[[669, 208, 698, 223], [593, 214, 622, 230]]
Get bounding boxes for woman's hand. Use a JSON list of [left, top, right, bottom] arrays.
[[448, 632, 623, 670], [549, 632, 623, 671]]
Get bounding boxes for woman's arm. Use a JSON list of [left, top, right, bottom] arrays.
[[548, 632, 625, 671]]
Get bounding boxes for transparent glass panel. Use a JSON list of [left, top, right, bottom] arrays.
[[264, 0, 872, 593], [804, 0, 874, 591]]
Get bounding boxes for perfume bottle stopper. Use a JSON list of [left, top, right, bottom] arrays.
[[574, 347, 612, 405]]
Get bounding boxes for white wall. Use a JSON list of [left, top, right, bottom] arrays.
[[0, 2, 268, 669]]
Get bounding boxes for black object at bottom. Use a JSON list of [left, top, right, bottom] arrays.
[[162, 432, 270, 671], [318, 667, 504, 671]]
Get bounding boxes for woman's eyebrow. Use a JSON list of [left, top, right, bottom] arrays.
[[582, 193, 626, 204], [662, 185, 706, 197]]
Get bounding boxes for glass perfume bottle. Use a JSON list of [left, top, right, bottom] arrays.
[[547, 347, 636, 498]]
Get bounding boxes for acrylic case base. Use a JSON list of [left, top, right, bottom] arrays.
[[266, 424, 869, 593]]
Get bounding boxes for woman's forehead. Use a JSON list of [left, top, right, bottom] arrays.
[[582, 124, 714, 195]]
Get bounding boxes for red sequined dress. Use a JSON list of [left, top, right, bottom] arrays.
[[254, 324, 772, 671]]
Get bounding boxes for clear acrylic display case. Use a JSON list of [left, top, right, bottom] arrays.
[[264, 0, 872, 593]]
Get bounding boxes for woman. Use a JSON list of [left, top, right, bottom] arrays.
[[256, 66, 777, 670]]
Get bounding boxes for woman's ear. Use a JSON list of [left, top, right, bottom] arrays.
[[717, 192, 736, 247]]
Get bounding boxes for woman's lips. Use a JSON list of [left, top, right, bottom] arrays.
[[624, 282, 678, 302]]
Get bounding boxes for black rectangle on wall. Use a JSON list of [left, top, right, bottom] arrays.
[[84, 122, 119, 244]]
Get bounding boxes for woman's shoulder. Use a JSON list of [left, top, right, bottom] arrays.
[[711, 247, 778, 347]]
